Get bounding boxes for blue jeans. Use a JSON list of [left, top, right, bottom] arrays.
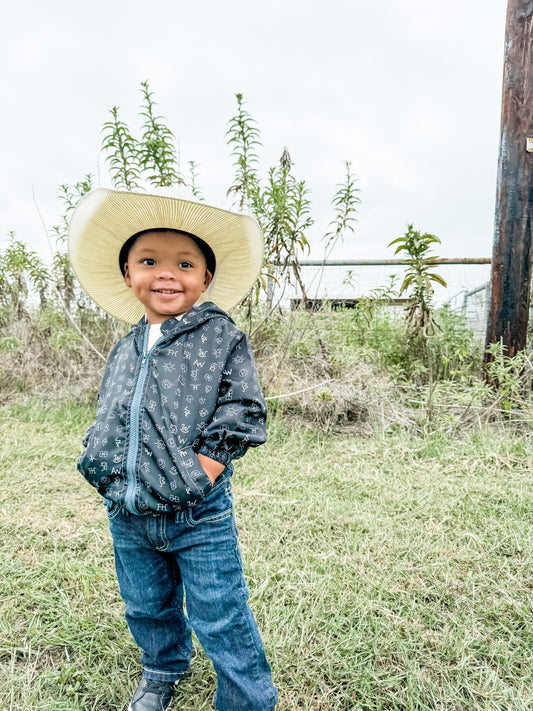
[[106, 478, 277, 711]]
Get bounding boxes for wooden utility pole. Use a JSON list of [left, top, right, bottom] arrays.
[[485, 0, 533, 360]]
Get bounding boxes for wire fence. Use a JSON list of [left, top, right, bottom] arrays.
[[446, 283, 491, 340]]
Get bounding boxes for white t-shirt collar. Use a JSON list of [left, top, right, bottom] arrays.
[[146, 314, 184, 350]]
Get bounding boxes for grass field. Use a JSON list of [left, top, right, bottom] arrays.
[[1, 397, 533, 710]]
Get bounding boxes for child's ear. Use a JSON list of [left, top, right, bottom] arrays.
[[203, 269, 213, 290], [124, 264, 132, 288]]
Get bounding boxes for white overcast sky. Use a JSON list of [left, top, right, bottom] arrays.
[[2, 0, 507, 272]]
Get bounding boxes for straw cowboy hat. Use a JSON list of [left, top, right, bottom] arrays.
[[68, 186, 264, 324]]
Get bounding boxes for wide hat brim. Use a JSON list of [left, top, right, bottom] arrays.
[[68, 187, 264, 323]]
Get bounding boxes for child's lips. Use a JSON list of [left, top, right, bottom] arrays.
[[153, 289, 181, 294]]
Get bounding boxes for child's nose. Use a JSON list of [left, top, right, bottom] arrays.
[[156, 264, 177, 278]]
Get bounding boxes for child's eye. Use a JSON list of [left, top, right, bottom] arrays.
[[141, 258, 155, 266], [178, 261, 192, 269]]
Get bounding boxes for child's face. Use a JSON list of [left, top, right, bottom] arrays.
[[123, 230, 213, 324]]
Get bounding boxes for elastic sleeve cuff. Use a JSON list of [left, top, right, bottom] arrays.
[[196, 444, 233, 466]]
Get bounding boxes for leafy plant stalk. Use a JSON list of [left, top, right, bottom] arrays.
[[138, 80, 181, 187], [388, 224, 447, 339], [102, 107, 141, 190]]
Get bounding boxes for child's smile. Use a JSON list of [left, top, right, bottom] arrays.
[[123, 230, 213, 323]]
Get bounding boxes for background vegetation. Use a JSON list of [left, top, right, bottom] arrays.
[[1, 82, 532, 428]]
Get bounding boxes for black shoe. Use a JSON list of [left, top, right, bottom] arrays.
[[128, 679, 175, 711]]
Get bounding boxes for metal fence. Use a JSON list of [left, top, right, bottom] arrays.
[[446, 283, 491, 340]]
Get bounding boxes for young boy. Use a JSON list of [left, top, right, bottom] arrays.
[[68, 187, 278, 711]]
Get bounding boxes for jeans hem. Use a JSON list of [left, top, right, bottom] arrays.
[[142, 666, 186, 684]]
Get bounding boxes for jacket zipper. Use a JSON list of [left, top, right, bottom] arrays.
[[124, 327, 154, 514]]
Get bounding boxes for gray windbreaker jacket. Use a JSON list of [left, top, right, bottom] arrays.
[[78, 302, 267, 514]]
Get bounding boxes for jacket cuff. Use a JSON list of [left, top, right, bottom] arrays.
[[197, 443, 232, 466]]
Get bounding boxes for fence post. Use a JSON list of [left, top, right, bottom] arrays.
[[485, 0, 533, 364]]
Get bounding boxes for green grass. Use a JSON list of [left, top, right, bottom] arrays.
[[1, 398, 533, 710]]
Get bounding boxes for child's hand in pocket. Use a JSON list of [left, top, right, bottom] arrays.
[[197, 453, 225, 484]]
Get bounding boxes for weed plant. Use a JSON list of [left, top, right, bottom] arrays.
[[1, 398, 533, 710]]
